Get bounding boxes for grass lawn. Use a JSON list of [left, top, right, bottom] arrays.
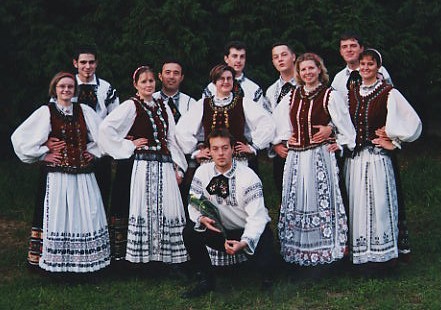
[[1, 137, 440, 309]]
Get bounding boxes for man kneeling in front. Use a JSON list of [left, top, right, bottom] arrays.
[[182, 128, 276, 298]]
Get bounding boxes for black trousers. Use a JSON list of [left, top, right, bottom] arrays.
[[94, 156, 113, 209], [32, 166, 48, 228], [183, 222, 276, 278], [391, 152, 411, 254], [272, 154, 286, 200], [108, 157, 134, 260], [180, 155, 199, 220], [336, 153, 350, 216], [247, 153, 260, 176]]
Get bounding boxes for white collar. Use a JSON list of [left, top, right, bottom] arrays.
[[76, 74, 97, 85], [345, 66, 360, 76], [213, 159, 237, 178], [54, 100, 73, 115], [278, 76, 296, 86], [143, 99, 156, 108], [213, 93, 233, 106], [360, 79, 381, 92], [160, 90, 180, 100], [235, 74, 245, 83]]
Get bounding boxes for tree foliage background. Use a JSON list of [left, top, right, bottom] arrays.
[[1, 0, 439, 158]]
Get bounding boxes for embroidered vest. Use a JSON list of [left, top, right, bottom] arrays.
[[349, 81, 393, 149], [128, 97, 170, 156], [288, 85, 332, 150], [76, 84, 98, 110], [46, 102, 92, 173], [202, 96, 247, 144]]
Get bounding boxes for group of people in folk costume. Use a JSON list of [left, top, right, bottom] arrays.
[[11, 33, 422, 298]]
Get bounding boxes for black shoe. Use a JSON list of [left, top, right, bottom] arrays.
[[181, 279, 215, 298], [261, 278, 273, 291], [167, 263, 189, 281]]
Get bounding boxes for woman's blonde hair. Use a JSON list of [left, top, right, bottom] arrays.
[[294, 53, 329, 86]]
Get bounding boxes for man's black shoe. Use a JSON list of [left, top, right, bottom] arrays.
[[168, 263, 190, 282], [181, 279, 215, 298], [261, 278, 273, 291]]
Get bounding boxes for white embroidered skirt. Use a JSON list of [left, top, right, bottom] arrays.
[[126, 159, 188, 263], [39, 172, 110, 272], [279, 146, 348, 266], [345, 147, 398, 264]]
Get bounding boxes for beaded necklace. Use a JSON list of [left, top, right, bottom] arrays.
[[360, 79, 381, 92], [209, 95, 239, 131], [133, 96, 168, 152], [299, 83, 326, 100]]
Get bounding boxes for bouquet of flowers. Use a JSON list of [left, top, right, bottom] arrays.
[[189, 194, 227, 238]]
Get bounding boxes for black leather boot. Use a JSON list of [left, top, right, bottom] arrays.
[[181, 271, 215, 298]]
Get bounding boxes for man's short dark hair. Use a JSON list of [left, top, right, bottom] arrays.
[[206, 128, 235, 148], [339, 31, 364, 47], [271, 42, 295, 54], [224, 41, 247, 57], [161, 58, 185, 75], [73, 44, 98, 61]]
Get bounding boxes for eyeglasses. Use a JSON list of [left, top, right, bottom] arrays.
[[56, 84, 75, 90]]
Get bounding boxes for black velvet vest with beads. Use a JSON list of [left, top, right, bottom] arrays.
[[202, 96, 247, 144], [127, 96, 170, 156], [348, 81, 393, 150], [46, 102, 92, 173]]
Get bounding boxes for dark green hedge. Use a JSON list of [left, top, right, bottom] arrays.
[[2, 0, 439, 158]]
